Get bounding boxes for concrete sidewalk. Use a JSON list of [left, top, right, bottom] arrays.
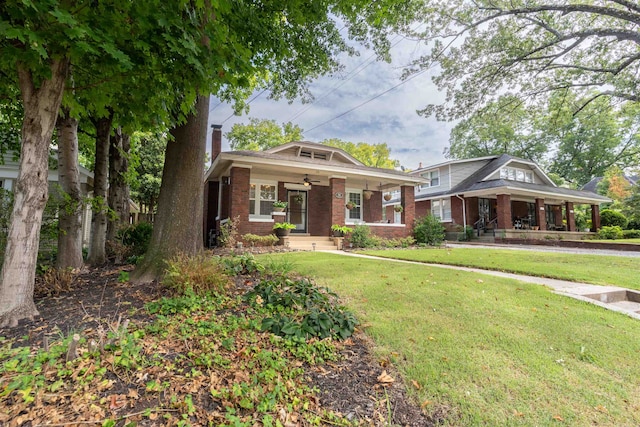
[[335, 251, 640, 320]]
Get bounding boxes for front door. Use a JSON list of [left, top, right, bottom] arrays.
[[479, 198, 491, 224], [287, 191, 307, 233]]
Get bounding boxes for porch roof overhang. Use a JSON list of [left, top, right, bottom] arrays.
[[456, 180, 611, 205], [205, 151, 426, 189]]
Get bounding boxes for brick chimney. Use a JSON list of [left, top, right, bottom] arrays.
[[211, 124, 222, 161]]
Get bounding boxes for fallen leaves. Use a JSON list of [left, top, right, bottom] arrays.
[[377, 370, 394, 385]]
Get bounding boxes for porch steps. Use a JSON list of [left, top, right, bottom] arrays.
[[286, 235, 339, 251], [473, 235, 496, 243]]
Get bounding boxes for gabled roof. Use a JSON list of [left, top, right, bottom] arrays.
[[205, 142, 426, 187], [265, 141, 363, 166], [404, 154, 609, 205], [411, 155, 499, 175]]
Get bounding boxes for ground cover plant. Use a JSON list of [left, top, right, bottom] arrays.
[[358, 247, 640, 290], [274, 252, 640, 426], [0, 254, 431, 426]]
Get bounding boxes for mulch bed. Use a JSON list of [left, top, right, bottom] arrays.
[[1, 264, 439, 426]]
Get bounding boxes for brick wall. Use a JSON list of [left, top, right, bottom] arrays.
[[591, 204, 600, 231], [309, 185, 332, 236], [496, 194, 512, 229], [330, 178, 346, 226], [466, 197, 479, 225], [363, 191, 383, 223], [400, 185, 415, 228], [535, 198, 546, 231], [451, 196, 464, 226], [415, 199, 430, 219], [368, 225, 411, 239], [229, 167, 251, 235], [565, 201, 576, 231]]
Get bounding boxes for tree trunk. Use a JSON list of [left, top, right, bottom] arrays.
[[0, 59, 69, 327], [107, 127, 131, 245], [132, 96, 208, 283], [88, 115, 112, 265], [56, 110, 84, 269]]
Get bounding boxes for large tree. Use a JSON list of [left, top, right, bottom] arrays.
[[445, 95, 547, 161], [411, 1, 640, 120], [134, 0, 408, 281], [227, 118, 304, 151], [321, 138, 400, 169]]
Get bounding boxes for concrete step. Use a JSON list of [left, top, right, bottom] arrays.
[[286, 235, 339, 250]]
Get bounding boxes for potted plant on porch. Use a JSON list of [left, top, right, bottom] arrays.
[[273, 222, 296, 237], [345, 201, 356, 210], [331, 224, 353, 237], [394, 205, 404, 213], [272, 200, 288, 212]]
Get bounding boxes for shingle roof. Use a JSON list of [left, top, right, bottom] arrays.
[[223, 149, 419, 179]]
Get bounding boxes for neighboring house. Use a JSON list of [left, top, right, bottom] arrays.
[[384, 154, 610, 235], [0, 152, 94, 246], [203, 126, 426, 245], [581, 175, 638, 194]]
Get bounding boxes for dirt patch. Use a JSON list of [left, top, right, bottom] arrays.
[[1, 264, 440, 426]]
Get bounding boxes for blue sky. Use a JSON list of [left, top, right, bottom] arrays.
[[207, 34, 455, 170]]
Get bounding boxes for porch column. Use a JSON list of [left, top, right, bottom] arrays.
[[565, 201, 576, 231], [535, 198, 546, 231], [363, 190, 383, 222], [229, 166, 251, 234], [330, 177, 346, 225], [496, 194, 512, 229], [591, 204, 601, 232], [400, 185, 415, 228]]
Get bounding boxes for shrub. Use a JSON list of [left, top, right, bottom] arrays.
[[246, 277, 358, 340], [220, 253, 265, 276], [349, 224, 373, 248], [627, 218, 640, 230], [242, 233, 278, 247], [458, 225, 474, 241], [600, 209, 628, 228], [218, 216, 240, 248], [414, 214, 445, 246], [163, 254, 231, 296], [121, 222, 153, 256], [622, 229, 640, 239], [597, 226, 624, 240]]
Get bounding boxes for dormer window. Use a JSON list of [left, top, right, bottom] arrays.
[[500, 167, 533, 183], [420, 170, 440, 189]]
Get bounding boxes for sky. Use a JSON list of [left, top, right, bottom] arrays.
[[206, 33, 455, 170]]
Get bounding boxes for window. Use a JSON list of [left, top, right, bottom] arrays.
[[420, 169, 440, 189], [346, 191, 362, 222], [249, 182, 277, 218], [431, 198, 452, 221], [500, 167, 534, 183]]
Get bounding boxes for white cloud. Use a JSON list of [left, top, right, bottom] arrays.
[[207, 35, 455, 169]]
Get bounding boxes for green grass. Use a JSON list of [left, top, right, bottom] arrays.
[[357, 247, 640, 290], [270, 252, 640, 426]]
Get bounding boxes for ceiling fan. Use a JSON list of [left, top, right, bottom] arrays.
[[299, 174, 321, 187]]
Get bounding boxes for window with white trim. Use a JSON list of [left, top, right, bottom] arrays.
[[249, 181, 277, 218], [346, 190, 362, 222], [420, 169, 440, 189], [500, 167, 534, 183], [431, 198, 452, 221]]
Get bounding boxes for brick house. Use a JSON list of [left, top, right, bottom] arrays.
[[203, 126, 426, 246], [384, 154, 610, 238]]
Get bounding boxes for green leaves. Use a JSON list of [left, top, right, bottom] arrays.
[[247, 277, 358, 340]]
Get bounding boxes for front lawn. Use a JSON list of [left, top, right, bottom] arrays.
[[276, 252, 640, 426], [358, 247, 640, 290]]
